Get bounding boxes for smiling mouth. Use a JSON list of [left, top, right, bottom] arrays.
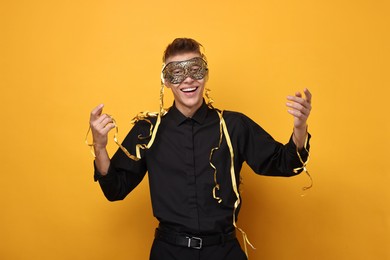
[[181, 87, 198, 93]]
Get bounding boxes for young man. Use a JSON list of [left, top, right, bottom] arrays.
[[89, 38, 312, 260]]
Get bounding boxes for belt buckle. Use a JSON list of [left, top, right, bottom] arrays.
[[186, 236, 202, 249]]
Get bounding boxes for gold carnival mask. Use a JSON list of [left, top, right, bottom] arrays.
[[161, 57, 208, 84]]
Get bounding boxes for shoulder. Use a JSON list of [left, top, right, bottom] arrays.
[[130, 112, 159, 136], [221, 110, 268, 137], [222, 110, 254, 126]]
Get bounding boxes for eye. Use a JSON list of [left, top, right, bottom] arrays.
[[172, 68, 184, 75], [189, 66, 200, 73]]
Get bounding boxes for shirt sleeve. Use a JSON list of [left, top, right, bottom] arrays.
[[227, 112, 311, 177], [93, 120, 149, 201]]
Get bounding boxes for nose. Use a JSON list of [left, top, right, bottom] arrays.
[[182, 75, 195, 84]]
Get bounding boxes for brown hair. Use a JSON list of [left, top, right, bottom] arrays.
[[163, 38, 205, 62]]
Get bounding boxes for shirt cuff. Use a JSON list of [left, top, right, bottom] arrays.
[[287, 132, 311, 161], [93, 161, 111, 182]]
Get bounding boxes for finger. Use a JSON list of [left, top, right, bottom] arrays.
[[91, 114, 113, 130], [304, 88, 312, 104], [286, 102, 310, 117], [92, 120, 115, 140], [288, 98, 312, 111], [287, 108, 308, 119], [96, 116, 114, 129], [99, 122, 116, 135], [287, 94, 311, 111], [92, 122, 116, 148], [287, 95, 305, 105], [90, 104, 104, 120]]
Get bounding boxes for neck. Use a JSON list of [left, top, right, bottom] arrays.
[[175, 102, 202, 118]]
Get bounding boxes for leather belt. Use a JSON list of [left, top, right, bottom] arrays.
[[154, 228, 236, 249]]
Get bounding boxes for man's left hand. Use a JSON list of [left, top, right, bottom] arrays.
[[286, 88, 312, 148]]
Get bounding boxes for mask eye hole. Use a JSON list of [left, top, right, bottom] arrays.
[[189, 65, 200, 73], [172, 68, 185, 76]]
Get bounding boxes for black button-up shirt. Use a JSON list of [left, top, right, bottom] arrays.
[[95, 101, 310, 235]]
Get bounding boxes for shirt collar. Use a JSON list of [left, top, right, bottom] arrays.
[[169, 100, 208, 126]]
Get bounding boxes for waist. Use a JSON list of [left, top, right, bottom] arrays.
[[154, 228, 236, 249]]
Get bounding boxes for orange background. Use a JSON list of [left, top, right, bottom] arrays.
[[1, 0, 389, 259]]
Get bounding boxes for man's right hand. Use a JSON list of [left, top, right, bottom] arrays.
[[89, 104, 115, 175], [89, 104, 115, 149]]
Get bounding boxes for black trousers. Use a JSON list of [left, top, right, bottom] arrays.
[[149, 238, 247, 260]]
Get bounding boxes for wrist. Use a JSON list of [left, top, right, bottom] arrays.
[[294, 123, 308, 132], [293, 125, 308, 149], [93, 144, 107, 156]]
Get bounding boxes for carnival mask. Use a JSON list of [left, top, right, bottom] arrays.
[[162, 57, 208, 84]]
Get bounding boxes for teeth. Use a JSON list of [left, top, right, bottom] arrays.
[[181, 87, 197, 92]]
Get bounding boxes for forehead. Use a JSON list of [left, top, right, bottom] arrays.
[[165, 52, 202, 64]]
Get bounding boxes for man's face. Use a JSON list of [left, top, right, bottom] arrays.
[[163, 52, 207, 117]]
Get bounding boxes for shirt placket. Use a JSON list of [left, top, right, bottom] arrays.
[[183, 118, 200, 232]]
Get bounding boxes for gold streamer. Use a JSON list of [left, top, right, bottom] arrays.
[[209, 110, 223, 204], [206, 88, 254, 257], [112, 112, 162, 161], [85, 112, 163, 161], [206, 89, 224, 203], [292, 129, 312, 191], [219, 111, 256, 258], [85, 82, 168, 161], [84, 126, 96, 157], [205, 88, 214, 107]]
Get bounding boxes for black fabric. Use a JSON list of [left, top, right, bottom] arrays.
[[94, 101, 310, 255]]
